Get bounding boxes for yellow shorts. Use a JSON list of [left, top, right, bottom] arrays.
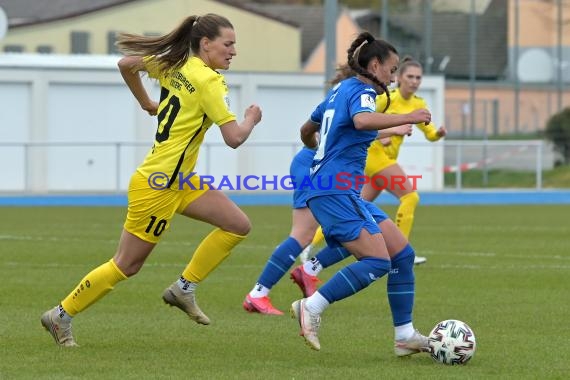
[[364, 141, 397, 177], [123, 171, 209, 243]]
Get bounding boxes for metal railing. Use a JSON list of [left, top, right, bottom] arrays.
[[444, 140, 545, 190], [0, 140, 548, 192]]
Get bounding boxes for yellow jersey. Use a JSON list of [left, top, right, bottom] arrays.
[[137, 56, 236, 188], [372, 88, 441, 160]]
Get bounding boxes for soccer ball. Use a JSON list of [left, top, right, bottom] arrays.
[[428, 319, 476, 365]]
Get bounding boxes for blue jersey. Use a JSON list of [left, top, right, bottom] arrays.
[[290, 146, 316, 209], [308, 77, 378, 198]]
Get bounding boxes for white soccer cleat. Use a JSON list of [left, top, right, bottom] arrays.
[[290, 298, 321, 351], [162, 283, 211, 325], [394, 329, 429, 356], [414, 256, 427, 265], [40, 306, 79, 347]]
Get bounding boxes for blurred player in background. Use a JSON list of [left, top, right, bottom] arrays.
[[41, 13, 262, 347], [302, 57, 446, 265], [290, 31, 431, 355]]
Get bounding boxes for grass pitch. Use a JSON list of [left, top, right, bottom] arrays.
[[0, 204, 569, 379]]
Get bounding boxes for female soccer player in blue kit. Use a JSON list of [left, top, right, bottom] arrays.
[[290, 31, 431, 354], [243, 124, 412, 315]]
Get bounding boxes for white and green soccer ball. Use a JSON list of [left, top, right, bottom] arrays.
[[428, 319, 476, 365]]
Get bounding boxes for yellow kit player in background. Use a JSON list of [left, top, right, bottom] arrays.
[[303, 57, 446, 265], [41, 13, 262, 347]]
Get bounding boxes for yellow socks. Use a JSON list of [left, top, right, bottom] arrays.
[[311, 226, 325, 247], [182, 228, 246, 283], [61, 259, 127, 316], [395, 192, 420, 239]]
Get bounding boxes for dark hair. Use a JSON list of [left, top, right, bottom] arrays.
[[329, 64, 355, 85], [347, 31, 398, 112], [116, 13, 233, 73]]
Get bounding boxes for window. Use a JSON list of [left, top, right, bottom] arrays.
[[37, 45, 53, 54], [107, 31, 120, 54], [71, 31, 90, 54], [3, 44, 24, 53]]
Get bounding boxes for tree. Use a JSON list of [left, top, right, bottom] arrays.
[[545, 107, 570, 165]]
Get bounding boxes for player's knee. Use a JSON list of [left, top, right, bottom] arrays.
[[290, 230, 314, 248], [388, 245, 415, 282], [357, 257, 391, 284], [231, 218, 251, 236], [113, 257, 143, 277]]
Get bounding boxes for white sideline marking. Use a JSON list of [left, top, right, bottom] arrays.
[[1, 235, 567, 264], [431, 264, 570, 270], [2, 261, 568, 270], [420, 249, 570, 261], [0, 235, 273, 249]]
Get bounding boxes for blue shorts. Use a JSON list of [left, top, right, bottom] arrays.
[[307, 194, 389, 248], [290, 148, 315, 209]]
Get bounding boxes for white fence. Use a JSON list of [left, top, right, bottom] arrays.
[[0, 54, 446, 193]]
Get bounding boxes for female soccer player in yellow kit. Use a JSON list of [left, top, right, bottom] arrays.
[[41, 13, 262, 347], [362, 57, 447, 264], [302, 57, 446, 265]]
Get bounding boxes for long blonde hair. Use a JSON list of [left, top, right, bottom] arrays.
[[115, 13, 233, 73]]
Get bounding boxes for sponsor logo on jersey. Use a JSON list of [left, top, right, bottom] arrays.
[[360, 94, 376, 110]]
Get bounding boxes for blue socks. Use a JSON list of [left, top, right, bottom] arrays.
[[257, 237, 302, 289], [387, 244, 416, 326], [315, 246, 351, 268], [312, 242, 417, 328], [318, 257, 391, 303]]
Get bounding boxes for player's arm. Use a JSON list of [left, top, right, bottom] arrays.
[[300, 119, 320, 149], [117, 56, 158, 116], [219, 105, 262, 149], [377, 124, 412, 139], [354, 109, 430, 131], [417, 121, 447, 141]]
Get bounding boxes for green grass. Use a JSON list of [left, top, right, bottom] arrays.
[[444, 164, 570, 188], [1, 205, 569, 379]]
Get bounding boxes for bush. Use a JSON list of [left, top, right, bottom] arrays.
[[545, 107, 570, 165]]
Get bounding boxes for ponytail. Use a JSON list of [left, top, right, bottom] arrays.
[[346, 32, 398, 112], [116, 13, 233, 74]]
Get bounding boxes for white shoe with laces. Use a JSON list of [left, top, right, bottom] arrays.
[[41, 306, 79, 347], [162, 283, 211, 325], [394, 329, 429, 356]]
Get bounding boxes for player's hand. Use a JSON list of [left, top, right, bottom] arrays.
[[437, 126, 448, 138], [379, 137, 392, 146], [408, 109, 431, 125], [142, 100, 159, 116], [245, 104, 262, 125], [394, 124, 413, 137]]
